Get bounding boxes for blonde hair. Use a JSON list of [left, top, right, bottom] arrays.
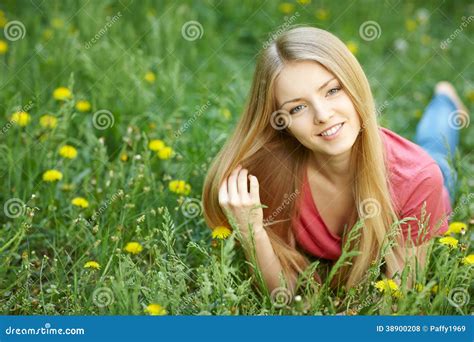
[[202, 26, 400, 291]]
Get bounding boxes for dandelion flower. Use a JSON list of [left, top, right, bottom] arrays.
[[59, 145, 78, 159], [10, 111, 31, 126], [149, 139, 165, 151], [315, 8, 329, 21], [75, 100, 91, 112], [157, 146, 173, 160], [42, 169, 63, 182], [346, 41, 358, 55], [144, 71, 156, 84], [168, 180, 191, 195], [405, 19, 417, 32], [53, 87, 72, 101], [84, 261, 100, 270], [72, 197, 89, 208], [145, 303, 167, 315], [297, 0, 311, 5], [212, 226, 231, 240], [375, 279, 402, 298], [462, 254, 474, 265], [124, 242, 143, 254], [120, 153, 128, 162], [40, 115, 58, 129], [278, 3, 295, 14], [445, 222, 467, 235], [439, 236, 459, 249], [0, 39, 8, 54], [220, 108, 231, 120]]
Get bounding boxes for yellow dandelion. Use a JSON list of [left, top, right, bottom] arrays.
[[75, 100, 91, 112], [0, 39, 8, 54], [145, 303, 167, 315], [278, 3, 295, 14], [315, 8, 329, 21], [220, 108, 232, 120], [157, 146, 174, 160], [375, 279, 402, 298], [346, 41, 358, 55], [168, 180, 191, 195], [72, 197, 89, 208], [148, 139, 165, 151], [415, 283, 424, 292], [414, 109, 423, 119], [84, 261, 100, 270], [51, 18, 65, 29], [124, 242, 143, 254], [144, 71, 156, 84], [39, 114, 58, 129], [0, 12, 6, 29], [445, 222, 467, 235], [10, 111, 31, 127], [462, 254, 474, 265], [212, 226, 232, 240], [59, 145, 78, 159], [297, 0, 311, 5], [42, 169, 63, 182], [120, 153, 128, 162], [439, 236, 459, 248], [466, 89, 474, 103], [431, 284, 439, 295], [405, 19, 417, 32], [53, 87, 72, 101]]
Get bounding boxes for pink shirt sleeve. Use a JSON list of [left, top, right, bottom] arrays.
[[398, 163, 450, 246]]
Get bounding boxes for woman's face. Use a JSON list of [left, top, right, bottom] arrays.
[[274, 60, 361, 158]]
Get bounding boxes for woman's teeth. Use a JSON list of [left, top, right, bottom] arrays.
[[320, 123, 343, 136]]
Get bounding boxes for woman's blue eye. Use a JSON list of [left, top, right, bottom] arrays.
[[327, 87, 341, 96], [290, 104, 306, 114]]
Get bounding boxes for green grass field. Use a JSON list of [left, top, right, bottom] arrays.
[[0, 0, 472, 315]]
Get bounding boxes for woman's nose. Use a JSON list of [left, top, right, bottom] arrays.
[[311, 101, 333, 124]]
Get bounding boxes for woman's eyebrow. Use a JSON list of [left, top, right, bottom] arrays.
[[279, 77, 337, 108]]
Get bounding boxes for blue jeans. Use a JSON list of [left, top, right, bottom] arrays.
[[415, 93, 459, 206]]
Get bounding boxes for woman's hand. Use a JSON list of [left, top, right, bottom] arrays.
[[218, 164, 264, 241]]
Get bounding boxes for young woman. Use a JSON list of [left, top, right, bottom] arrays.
[[202, 26, 468, 296]]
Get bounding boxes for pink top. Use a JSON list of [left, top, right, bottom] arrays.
[[292, 127, 452, 260]]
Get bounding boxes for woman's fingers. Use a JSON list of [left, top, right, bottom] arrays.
[[218, 179, 229, 206], [237, 168, 249, 196], [227, 165, 242, 203], [249, 174, 260, 203]]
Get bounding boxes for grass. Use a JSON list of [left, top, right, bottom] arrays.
[[0, 0, 472, 315]]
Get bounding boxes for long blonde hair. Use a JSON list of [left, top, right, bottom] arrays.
[[202, 26, 400, 291]]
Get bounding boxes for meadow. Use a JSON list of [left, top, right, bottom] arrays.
[[0, 0, 472, 315]]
